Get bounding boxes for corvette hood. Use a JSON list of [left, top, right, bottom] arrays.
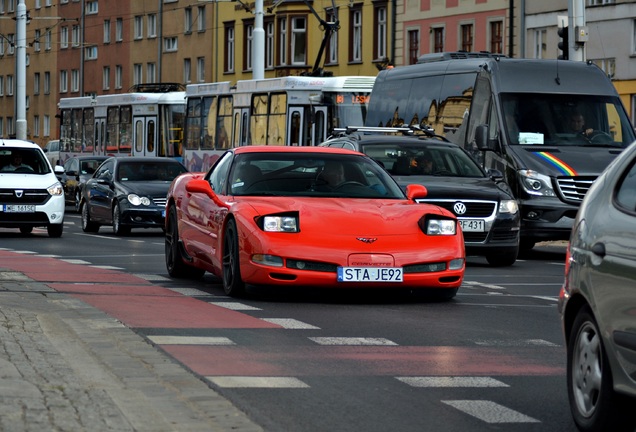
[[239, 197, 450, 236], [511, 145, 624, 177]]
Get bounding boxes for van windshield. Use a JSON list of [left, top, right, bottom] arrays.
[[500, 93, 635, 148]]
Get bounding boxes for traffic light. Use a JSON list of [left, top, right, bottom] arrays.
[[558, 26, 569, 60]]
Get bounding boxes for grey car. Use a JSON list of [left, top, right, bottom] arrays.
[[558, 141, 636, 432]]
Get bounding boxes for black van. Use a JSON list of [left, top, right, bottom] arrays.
[[366, 53, 636, 250]]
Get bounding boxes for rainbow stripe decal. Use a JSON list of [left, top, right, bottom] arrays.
[[536, 152, 577, 176]]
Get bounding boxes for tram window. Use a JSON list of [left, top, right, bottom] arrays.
[[135, 120, 144, 153], [242, 112, 249, 145], [83, 108, 94, 152], [147, 120, 155, 153], [119, 106, 132, 151], [203, 97, 217, 150], [315, 110, 325, 144], [290, 111, 301, 145], [106, 107, 119, 151], [269, 93, 286, 145]]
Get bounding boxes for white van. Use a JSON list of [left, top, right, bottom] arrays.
[[43, 139, 60, 167], [0, 140, 65, 237]]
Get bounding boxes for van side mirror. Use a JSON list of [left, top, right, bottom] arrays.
[[475, 124, 490, 151]]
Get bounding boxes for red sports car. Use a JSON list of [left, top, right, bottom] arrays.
[[165, 146, 465, 298]]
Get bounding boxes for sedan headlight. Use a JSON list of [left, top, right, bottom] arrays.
[[262, 215, 299, 232], [128, 194, 151, 206], [519, 170, 556, 197], [499, 199, 519, 214], [420, 216, 456, 235], [47, 182, 64, 196]]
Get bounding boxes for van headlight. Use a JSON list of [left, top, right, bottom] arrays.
[[47, 182, 64, 196], [519, 170, 555, 197]]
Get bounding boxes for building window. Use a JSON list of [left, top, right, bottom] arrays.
[[34, 73, 40, 95], [134, 64, 142, 85], [103, 66, 110, 90], [7, 118, 13, 137], [432, 27, 444, 52], [588, 0, 615, 4], [0, 77, 4, 96], [116, 18, 123, 42], [244, 23, 253, 71], [164, 37, 178, 52], [326, 9, 338, 64], [71, 69, 79, 92], [72, 25, 80, 47], [44, 115, 50, 136], [291, 16, 307, 65], [115, 65, 122, 89], [591, 58, 616, 78], [33, 115, 40, 137], [6, 34, 14, 55], [197, 6, 206, 32], [44, 72, 50, 94], [134, 16, 143, 40], [265, 20, 274, 69], [183, 58, 191, 83], [490, 21, 503, 54], [60, 26, 68, 49], [33, 30, 40, 52], [184, 7, 193, 34], [85, 46, 97, 60], [225, 24, 235, 73], [278, 18, 287, 65], [460, 24, 473, 52], [147, 63, 156, 83], [534, 29, 547, 59], [197, 57, 205, 82], [0, 119, 3, 137], [408, 30, 419, 64], [148, 14, 157, 38], [374, 5, 387, 61], [349, 8, 362, 62], [59, 70, 67, 93], [104, 20, 111, 43], [6, 75, 13, 96], [85, 1, 98, 14]]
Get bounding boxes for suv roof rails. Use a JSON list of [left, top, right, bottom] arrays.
[[330, 125, 450, 142], [417, 51, 506, 64]]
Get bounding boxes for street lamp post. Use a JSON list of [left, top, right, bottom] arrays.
[[16, 0, 27, 140]]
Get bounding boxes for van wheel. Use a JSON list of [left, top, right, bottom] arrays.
[[19, 226, 33, 235], [47, 224, 63, 238]]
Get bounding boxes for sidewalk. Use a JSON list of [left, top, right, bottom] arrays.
[[0, 251, 263, 432]]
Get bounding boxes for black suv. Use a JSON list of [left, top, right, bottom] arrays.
[[320, 127, 520, 266]]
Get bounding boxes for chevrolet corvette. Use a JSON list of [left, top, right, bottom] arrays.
[[165, 146, 465, 298]]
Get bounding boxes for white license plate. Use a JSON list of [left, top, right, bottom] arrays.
[[337, 267, 403, 283], [2, 204, 36, 213], [459, 219, 485, 232]]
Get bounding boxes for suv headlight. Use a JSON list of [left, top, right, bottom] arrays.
[[499, 199, 519, 214], [519, 170, 555, 197]]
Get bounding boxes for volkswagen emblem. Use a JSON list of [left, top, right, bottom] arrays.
[[453, 202, 467, 215], [356, 237, 377, 244], [15, 190, 23, 198]]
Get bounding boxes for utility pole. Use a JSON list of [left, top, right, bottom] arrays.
[[16, 0, 27, 140], [569, 0, 588, 62], [253, 0, 264, 79]]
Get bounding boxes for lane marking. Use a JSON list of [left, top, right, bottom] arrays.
[[148, 336, 234, 345], [134, 273, 170, 282], [74, 233, 120, 240], [397, 377, 509, 388], [474, 339, 559, 347], [442, 400, 540, 423], [210, 302, 263, 311], [167, 287, 213, 296], [261, 318, 320, 329], [62, 259, 92, 264], [206, 376, 310, 388], [91, 265, 125, 270], [309, 337, 397, 346]]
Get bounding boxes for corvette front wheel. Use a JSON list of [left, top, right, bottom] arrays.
[[222, 219, 246, 297]]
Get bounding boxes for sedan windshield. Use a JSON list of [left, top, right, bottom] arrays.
[[229, 153, 405, 198], [360, 143, 485, 177]]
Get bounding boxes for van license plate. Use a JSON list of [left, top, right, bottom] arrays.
[[459, 219, 485, 232], [3, 205, 36, 213], [337, 267, 403, 282]]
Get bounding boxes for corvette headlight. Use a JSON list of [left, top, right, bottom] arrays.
[[263, 215, 298, 232], [499, 199, 519, 214], [519, 170, 555, 197], [47, 182, 64, 196], [128, 194, 151, 206], [422, 217, 456, 235]]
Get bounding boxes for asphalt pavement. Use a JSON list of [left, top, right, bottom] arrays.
[[0, 249, 262, 432]]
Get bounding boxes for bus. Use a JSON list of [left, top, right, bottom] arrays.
[[57, 83, 186, 165], [183, 75, 375, 171]]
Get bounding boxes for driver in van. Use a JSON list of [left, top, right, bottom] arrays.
[[568, 111, 594, 137], [1, 152, 33, 172]]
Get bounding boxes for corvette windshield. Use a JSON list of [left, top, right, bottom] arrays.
[[229, 153, 405, 198]]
